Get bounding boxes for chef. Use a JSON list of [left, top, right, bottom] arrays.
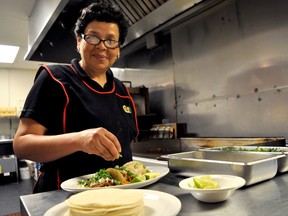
[[13, 0, 138, 193]]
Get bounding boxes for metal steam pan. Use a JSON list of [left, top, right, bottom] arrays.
[[200, 146, 288, 173], [167, 151, 284, 185], [180, 137, 286, 149]]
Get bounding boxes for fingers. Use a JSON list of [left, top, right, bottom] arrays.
[[97, 134, 121, 160], [104, 132, 122, 153], [80, 128, 122, 161]]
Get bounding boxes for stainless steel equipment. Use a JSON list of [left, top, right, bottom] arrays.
[[0, 139, 18, 182], [180, 137, 286, 151], [200, 146, 288, 173], [132, 137, 285, 160], [167, 151, 284, 185]]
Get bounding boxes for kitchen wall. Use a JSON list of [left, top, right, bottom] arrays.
[[0, 68, 35, 137], [2, 0, 288, 140], [116, 0, 288, 140], [114, 33, 176, 122]]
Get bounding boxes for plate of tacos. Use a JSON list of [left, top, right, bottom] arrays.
[[61, 161, 169, 192]]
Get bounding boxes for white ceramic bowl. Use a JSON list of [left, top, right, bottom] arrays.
[[179, 175, 246, 203]]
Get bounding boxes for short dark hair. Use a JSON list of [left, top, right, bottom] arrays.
[[74, 1, 129, 45]]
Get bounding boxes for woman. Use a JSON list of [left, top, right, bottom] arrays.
[[13, 1, 138, 193]]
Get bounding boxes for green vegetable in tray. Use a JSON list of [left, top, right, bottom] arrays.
[[215, 146, 283, 152]]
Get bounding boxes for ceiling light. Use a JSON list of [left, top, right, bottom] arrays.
[[0, 44, 20, 63]]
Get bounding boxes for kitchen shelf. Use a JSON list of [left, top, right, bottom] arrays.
[[0, 107, 17, 117]]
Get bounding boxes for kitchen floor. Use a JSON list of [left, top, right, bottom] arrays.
[[0, 175, 35, 215]]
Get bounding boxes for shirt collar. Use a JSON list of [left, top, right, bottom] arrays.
[[71, 58, 114, 91]]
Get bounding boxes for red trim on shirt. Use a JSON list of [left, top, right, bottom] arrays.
[[57, 169, 61, 190], [117, 86, 139, 136], [68, 65, 115, 94], [68, 65, 139, 136], [42, 65, 69, 133], [39, 66, 70, 190]]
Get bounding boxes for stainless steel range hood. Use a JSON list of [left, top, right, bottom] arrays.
[[25, 0, 211, 63]]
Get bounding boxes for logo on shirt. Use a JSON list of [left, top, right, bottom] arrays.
[[123, 105, 132, 113]]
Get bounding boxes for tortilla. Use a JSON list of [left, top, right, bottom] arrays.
[[65, 188, 144, 216], [107, 168, 126, 183]]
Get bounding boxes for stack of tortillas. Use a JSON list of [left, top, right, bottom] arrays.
[[65, 188, 144, 216]]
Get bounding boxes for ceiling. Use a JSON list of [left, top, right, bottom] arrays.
[[0, 0, 209, 70], [0, 0, 51, 70], [108, 0, 168, 25], [25, 0, 170, 64], [0, 0, 169, 70]]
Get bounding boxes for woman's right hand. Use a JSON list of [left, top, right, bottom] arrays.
[[78, 127, 122, 161], [14, 118, 122, 163]]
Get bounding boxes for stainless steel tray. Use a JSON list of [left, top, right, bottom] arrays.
[[200, 146, 288, 173], [167, 151, 285, 185], [180, 137, 286, 150]]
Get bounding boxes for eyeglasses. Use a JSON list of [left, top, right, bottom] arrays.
[[81, 34, 119, 49]]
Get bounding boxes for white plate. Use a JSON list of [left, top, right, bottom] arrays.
[[44, 189, 181, 216], [61, 166, 169, 192]]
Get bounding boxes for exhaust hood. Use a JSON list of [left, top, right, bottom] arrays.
[[25, 0, 216, 63]]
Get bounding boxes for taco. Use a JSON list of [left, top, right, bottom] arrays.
[[77, 161, 159, 188], [106, 168, 130, 184]]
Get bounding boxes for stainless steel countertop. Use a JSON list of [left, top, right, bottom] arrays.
[[20, 157, 288, 216]]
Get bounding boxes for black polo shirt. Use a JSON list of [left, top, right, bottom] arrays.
[[21, 59, 138, 192]]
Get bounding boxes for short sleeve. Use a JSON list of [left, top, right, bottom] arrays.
[[20, 69, 66, 134]]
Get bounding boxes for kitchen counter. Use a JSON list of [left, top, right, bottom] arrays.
[[20, 157, 288, 216]]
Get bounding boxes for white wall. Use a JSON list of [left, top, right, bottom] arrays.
[[0, 68, 35, 137]]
